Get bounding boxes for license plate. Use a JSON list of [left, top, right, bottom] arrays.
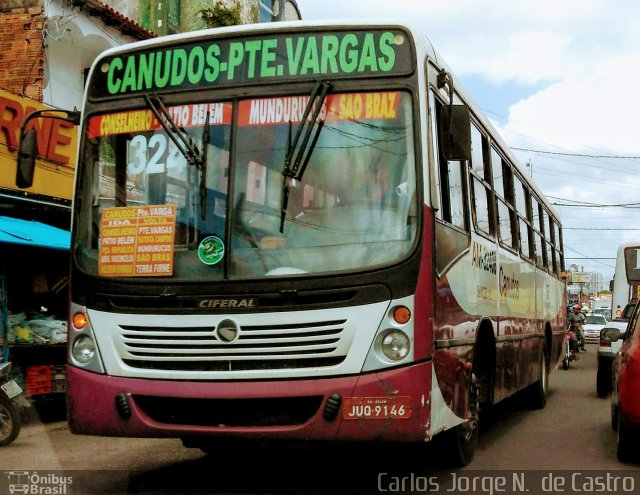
[[1, 380, 23, 399], [342, 396, 412, 420]]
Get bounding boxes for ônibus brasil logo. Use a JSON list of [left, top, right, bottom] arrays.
[[6, 471, 72, 494]]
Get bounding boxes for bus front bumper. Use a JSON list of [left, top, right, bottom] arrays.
[[66, 361, 433, 442]]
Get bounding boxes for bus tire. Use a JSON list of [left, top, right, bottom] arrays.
[[526, 349, 548, 409], [438, 418, 478, 467], [437, 371, 480, 467]]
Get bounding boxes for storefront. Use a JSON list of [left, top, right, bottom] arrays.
[[0, 216, 70, 398]]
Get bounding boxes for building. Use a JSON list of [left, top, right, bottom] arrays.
[[1, 0, 302, 394], [95, 1, 301, 36], [1, 0, 155, 227], [566, 265, 605, 305], [1, 0, 302, 226]]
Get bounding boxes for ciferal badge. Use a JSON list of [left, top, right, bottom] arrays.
[[198, 236, 224, 265]]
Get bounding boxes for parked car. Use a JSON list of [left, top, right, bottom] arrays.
[[597, 302, 636, 398], [583, 314, 608, 343], [611, 301, 640, 461]]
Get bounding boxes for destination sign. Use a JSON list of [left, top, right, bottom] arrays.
[[624, 246, 640, 282], [87, 91, 400, 138], [88, 29, 414, 98]]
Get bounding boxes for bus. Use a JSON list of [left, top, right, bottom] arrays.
[[16, 20, 566, 466], [611, 242, 640, 319]]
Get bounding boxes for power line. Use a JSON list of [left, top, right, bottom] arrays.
[[564, 227, 640, 231], [512, 147, 640, 159], [548, 195, 640, 208], [564, 245, 615, 269], [565, 257, 615, 260], [553, 202, 640, 208]]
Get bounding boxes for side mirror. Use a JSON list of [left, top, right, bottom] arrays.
[[16, 128, 37, 188], [14, 108, 80, 189], [439, 105, 471, 161], [600, 327, 622, 343]]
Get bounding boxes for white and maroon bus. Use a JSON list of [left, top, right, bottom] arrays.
[[611, 242, 640, 318], [17, 20, 566, 466]]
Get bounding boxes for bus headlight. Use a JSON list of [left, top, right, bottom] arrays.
[[381, 330, 411, 361], [72, 335, 96, 364]]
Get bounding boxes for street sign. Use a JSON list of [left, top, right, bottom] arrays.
[[571, 272, 592, 283]]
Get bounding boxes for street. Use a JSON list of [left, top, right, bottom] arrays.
[[1, 346, 639, 494]]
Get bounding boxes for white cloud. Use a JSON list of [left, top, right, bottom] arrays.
[[506, 75, 640, 154], [444, 31, 572, 85], [298, 0, 640, 281], [300, 0, 640, 150]]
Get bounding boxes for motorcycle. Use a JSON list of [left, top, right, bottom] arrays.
[[562, 327, 579, 370], [0, 362, 23, 445]]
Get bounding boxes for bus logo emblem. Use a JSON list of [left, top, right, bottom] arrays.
[[216, 319, 239, 343]]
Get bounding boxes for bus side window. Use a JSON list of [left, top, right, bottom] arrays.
[[492, 147, 517, 250], [513, 174, 532, 260], [469, 123, 495, 237], [541, 208, 554, 273], [440, 158, 468, 230], [554, 221, 565, 274], [531, 195, 545, 268], [432, 95, 468, 231]]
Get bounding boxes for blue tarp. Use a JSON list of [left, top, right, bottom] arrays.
[[0, 216, 70, 251]]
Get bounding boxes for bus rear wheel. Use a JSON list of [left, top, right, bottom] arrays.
[[525, 348, 548, 409]]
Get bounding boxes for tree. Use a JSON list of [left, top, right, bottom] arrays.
[[199, 1, 242, 28]]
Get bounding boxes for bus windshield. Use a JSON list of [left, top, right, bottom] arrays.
[[74, 90, 417, 280]]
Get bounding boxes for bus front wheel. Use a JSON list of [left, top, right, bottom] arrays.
[[437, 372, 480, 467]]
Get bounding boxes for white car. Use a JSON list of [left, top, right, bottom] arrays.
[[583, 314, 608, 343], [597, 302, 635, 397], [593, 307, 612, 320]]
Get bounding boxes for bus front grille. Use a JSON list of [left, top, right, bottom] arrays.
[[116, 318, 350, 371]]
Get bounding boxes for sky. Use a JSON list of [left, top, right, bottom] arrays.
[[297, 0, 640, 289]]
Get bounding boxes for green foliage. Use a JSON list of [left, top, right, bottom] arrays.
[[199, 1, 242, 28]]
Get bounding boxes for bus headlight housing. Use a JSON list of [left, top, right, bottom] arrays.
[[362, 298, 415, 372], [69, 303, 105, 373], [381, 329, 411, 361], [72, 335, 96, 364]]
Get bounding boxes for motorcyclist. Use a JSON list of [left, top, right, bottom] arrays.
[[568, 303, 586, 351]]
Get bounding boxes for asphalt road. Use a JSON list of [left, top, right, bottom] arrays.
[[1, 345, 638, 495]]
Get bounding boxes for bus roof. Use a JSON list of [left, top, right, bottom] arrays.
[[86, 18, 560, 221]]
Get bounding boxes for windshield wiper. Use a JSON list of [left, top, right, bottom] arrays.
[[144, 95, 201, 167], [279, 81, 331, 233], [144, 95, 209, 220], [200, 111, 210, 221]]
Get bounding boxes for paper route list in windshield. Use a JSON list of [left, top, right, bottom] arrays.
[[98, 205, 177, 277]]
